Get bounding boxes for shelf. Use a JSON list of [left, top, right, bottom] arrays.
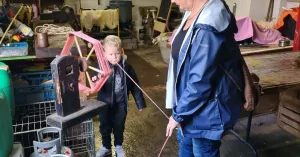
[[0, 56, 36, 61]]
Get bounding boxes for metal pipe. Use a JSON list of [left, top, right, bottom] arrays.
[[229, 129, 258, 157], [246, 111, 254, 142]]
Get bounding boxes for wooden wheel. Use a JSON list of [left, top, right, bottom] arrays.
[[60, 31, 110, 94]]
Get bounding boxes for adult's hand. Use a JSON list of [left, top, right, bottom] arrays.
[[166, 116, 179, 137]]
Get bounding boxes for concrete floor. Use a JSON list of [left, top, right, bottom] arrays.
[[93, 46, 300, 157]]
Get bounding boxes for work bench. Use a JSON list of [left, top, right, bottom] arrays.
[[234, 47, 300, 156]]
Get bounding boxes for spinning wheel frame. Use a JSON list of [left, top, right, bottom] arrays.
[[60, 31, 110, 95]]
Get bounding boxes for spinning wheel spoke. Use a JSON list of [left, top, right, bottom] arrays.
[[88, 66, 104, 74], [86, 47, 95, 61], [86, 72, 94, 88], [74, 36, 83, 57]]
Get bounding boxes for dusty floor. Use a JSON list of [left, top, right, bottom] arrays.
[[92, 46, 300, 157]]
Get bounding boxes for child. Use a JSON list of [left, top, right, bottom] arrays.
[[93, 35, 146, 157]]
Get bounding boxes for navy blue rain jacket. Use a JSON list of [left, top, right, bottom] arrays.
[[166, 0, 244, 140]]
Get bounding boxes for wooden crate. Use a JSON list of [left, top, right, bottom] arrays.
[[277, 86, 300, 138]]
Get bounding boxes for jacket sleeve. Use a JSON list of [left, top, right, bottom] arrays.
[[172, 29, 223, 123], [127, 65, 147, 110]]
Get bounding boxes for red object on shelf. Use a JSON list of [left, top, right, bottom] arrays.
[[293, 4, 300, 51]]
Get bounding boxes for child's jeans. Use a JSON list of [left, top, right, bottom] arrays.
[[99, 104, 127, 149], [177, 130, 221, 157]]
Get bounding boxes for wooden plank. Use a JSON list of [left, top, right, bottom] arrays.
[[244, 51, 300, 88], [279, 106, 300, 123], [154, 20, 166, 33], [241, 46, 293, 55], [240, 41, 293, 55], [280, 86, 300, 112], [280, 93, 300, 112], [278, 120, 300, 138], [279, 114, 300, 131], [280, 101, 300, 115]]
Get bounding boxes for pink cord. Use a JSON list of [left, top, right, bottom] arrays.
[[158, 136, 170, 157], [116, 63, 169, 119], [116, 63, 171, 157]]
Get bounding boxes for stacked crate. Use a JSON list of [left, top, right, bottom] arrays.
[[278, 86, 300, 138]]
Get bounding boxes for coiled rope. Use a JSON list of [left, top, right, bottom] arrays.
[[35, 24, 73, 35]]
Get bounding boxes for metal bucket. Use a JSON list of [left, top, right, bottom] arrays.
[[37, 32, 49, 48]]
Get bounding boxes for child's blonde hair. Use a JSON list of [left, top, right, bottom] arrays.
[[103, 35, 122, 50]]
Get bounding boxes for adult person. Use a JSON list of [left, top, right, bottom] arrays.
[[165, 0, 245, 156]]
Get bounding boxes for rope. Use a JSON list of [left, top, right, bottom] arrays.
[[35, 24, 73, 35], [117, 63, 169, 119], [158, 136, 170, 157], [116, 63, 170, 157]]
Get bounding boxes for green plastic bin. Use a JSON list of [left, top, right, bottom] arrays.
[[0, 62, 15, 117], [0, 89, 14, 157]]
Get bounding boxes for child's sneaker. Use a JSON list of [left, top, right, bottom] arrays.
[[96, 147, 112, 157], [115, 145, 126, 157]]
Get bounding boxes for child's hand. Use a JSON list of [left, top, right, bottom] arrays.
[[92, 74, 102, 82], [92, 76, 98, 82]]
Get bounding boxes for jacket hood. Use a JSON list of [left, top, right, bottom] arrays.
[[191, 0, 237, 33], [122, 55, 127, 64]]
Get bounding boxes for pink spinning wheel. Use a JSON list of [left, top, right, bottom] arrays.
[[60, 31, 110, 95]]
